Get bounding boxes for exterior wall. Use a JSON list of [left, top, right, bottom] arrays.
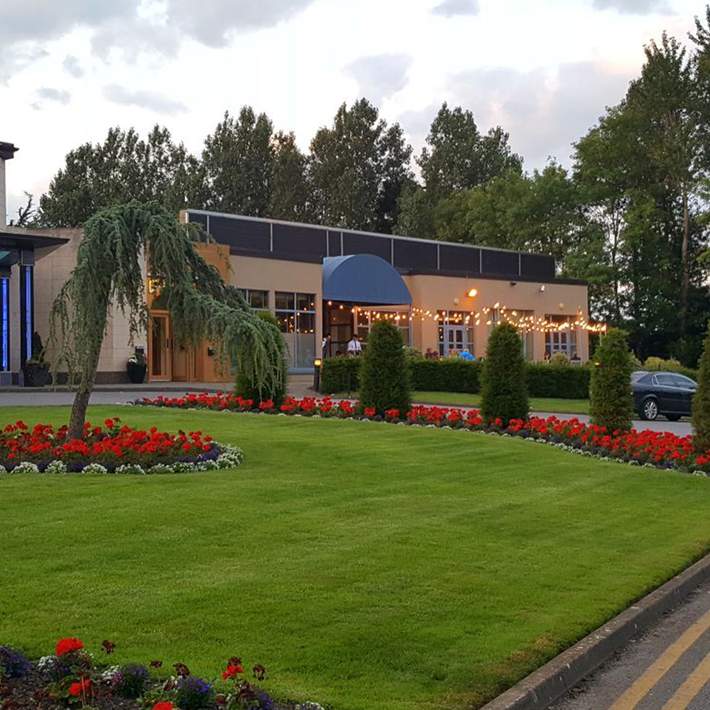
[[403, 274, 590, 361], [228, 254, 324, 369], [29, 233, 590, 383], [34, 229, 146, 382]]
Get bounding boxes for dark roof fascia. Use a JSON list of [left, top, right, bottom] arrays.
[[0, 142, 18, 160], [224, 246, 587, 286]]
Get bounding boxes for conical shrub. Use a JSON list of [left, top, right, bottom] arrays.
[[360, 320, 411, 415], [481, 322, 528, 424], [589, 327, 633, 431]]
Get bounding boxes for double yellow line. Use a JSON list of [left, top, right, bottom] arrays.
[[610, 607, 710, 709]]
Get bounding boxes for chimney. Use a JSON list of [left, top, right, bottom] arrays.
[[0, 142, 19, 227]]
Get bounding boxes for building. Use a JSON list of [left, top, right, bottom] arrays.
[[1, 140, 594, 384]]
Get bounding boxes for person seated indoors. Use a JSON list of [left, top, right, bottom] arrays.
[[459, 348, 475, 361]]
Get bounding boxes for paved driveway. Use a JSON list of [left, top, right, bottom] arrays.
[[551, 582, 710, 709]]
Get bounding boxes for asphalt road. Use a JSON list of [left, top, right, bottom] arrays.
[[0, 390, 694, 436], [550, 582, 710, 710]]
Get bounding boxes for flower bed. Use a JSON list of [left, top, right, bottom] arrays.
[[137, 393, 710, 476], [0, 418, 243, 475], [0, 637, 325, 709]]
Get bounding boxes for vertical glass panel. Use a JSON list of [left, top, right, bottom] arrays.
[[275, 292, 295, 310], [1, 279, 8, 371], [296, 293, 316, 312]]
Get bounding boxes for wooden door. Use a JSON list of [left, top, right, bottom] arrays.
[[149, 311, 172, 381]]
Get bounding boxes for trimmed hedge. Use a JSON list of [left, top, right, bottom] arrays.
[[409, 358, 482, 393], [526, 363, 590, 399], [320, 356, 591, 399]]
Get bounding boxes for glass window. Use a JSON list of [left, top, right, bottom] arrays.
[[437, 311, 473, 356], [297, 293, 316, 312], [237, 288, 269, 310], [276, 292, 317, 369], [275, 292, 295, 310], [544, 315, 577, 358]]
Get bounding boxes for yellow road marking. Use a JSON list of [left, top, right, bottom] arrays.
[[609, 608, 710, 710], [661, 652, 710, 710]]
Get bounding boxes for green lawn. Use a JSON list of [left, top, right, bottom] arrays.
[[2, 406, 709, 710], [335, 390, 590, 414], [412, 391, 590, 414]]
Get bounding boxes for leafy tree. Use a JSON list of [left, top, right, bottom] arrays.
[[480, 323, 528, 425], [39, 126, 206, 227], [309, 99, 412, 232], [692, 322, 710, 452], [589, 328, 634, 431], [235, 310, 288, 405], [359, 320, 411, 415], [49, 202, 286, 438], [202, 107, 275, 216], [396, 103, 521, 238], [268, 132, 313, 222]]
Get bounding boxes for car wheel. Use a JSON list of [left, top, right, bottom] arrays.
[[641, 397, 659, 421], [666, 414, 681, 421]]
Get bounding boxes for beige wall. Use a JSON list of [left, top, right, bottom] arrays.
[[403, 273, 590, 361], [228, 254, 324, 358], [33, 229, 147, 378]]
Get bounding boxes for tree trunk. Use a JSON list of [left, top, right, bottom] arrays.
[[68, 319, 106, 439], [680, 187, 690, 336]]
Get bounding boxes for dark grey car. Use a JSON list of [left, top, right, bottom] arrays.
[[632, 371, 697, 421]]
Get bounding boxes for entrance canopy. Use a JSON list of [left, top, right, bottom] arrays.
[[323, 254, 412, 305]]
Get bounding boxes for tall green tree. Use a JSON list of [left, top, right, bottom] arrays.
[[202, 107, 275, 217], [268, 132, 313, 222], [309, 98, 412, 232], [39, 126, 206, 227], [396, 103, 522, 238]]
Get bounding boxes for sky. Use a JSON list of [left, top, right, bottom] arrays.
[[0, 0, 705, 222]]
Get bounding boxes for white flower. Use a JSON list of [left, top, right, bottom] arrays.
[[45, 460, 67, 474], [81, 462, 109, 475], [11, 461, 40, 474]]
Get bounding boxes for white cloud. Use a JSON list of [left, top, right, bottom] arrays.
[[103, 84, 187, 114], [345, 54, 412, 104], [592, 0, 672, 14], [432, 0, 479, 17], [165, 0, 317, 46], [63, 55, 84, 78], [444, 62, 634, 168], [36, 87, 71, 104]]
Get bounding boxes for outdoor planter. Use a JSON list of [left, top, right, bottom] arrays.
[[22, 361, 51, 387], [127, 360, 147, 384]]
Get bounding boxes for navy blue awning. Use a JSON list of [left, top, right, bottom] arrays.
[[323, 254, 412, 305]]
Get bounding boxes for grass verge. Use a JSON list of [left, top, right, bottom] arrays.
[[1, 405, 708, 710]]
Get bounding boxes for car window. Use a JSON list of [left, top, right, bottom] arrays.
[[655, 374, 675, 386], [673, 375, 696, 388], [633, 373, 652, 384]]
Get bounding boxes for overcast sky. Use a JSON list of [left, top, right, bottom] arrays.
[[0, 0, 704, 221]]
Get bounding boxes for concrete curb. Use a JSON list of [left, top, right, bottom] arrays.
[[481, 552, 710, 710]]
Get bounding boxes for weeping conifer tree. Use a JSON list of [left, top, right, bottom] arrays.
[[49, 202, 287, 438]]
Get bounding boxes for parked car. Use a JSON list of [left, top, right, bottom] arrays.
[[631, 371, 697, 421]]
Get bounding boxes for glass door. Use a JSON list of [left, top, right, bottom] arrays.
[[446, 325, 465, 355], [149, 312, 172, 381]]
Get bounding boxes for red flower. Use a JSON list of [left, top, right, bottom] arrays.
[[56, 637, 84, 656], [68, 677, 91, 697], [221, 663, 243, 679], [152, 703, 175, 710]]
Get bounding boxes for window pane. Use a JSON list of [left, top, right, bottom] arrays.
[[296, 312, 315, 334], [297, 293, 316, 312], [249, 290, 269, 309], [276, 311, 295, 333], [275, 292, 294, 310]]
